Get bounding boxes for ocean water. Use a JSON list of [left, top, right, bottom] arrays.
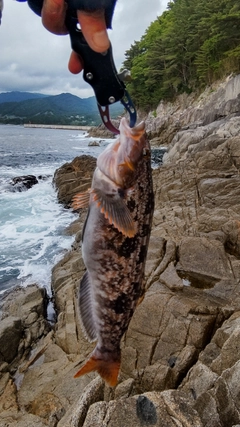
[[0, 124, 165, 297], [0, 124, 113, 295]]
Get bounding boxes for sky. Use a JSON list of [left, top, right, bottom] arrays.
[[0, 0, 168, 98]]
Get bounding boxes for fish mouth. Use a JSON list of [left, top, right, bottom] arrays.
[[120, 118, 145, 140], [96, 117, 146, 188]]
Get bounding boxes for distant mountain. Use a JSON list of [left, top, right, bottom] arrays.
[[0, 91, 48, 104], [0, 92, 124, 126]]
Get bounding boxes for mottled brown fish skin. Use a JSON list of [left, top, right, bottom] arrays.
[[74, 118, 154, 387]]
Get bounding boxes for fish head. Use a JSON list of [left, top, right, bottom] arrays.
[[97, 118, 147, 188]]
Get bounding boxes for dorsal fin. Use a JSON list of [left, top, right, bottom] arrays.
[[78, 272, 97, 342], [92, 188, 136, 238]]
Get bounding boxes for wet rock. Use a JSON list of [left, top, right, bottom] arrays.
[[88, 140, 100, 146], [53, 155, 96, 206], [151, 147, 166, 167], [11, 175, 38, 191], [37, 174, 51, 181]]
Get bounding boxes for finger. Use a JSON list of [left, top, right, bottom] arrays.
[[42, 0, 68, 35], [77, 9, 110, 53], [68, 51, 84, 74]]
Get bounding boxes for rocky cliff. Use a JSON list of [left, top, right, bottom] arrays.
[[1, 75, 240, 426]]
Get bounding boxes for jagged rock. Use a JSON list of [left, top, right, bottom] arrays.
[[159, 261, 184, 290], [146, 74, 240, 145], [176, 237, 233, 288], [11, 175, 38, 191], [0, 285, 49, 367], [153, 136, 240, 245], [83, 391, 203, 427], [88, 140, 100, 146], [16, 339, 94, 425], [120, 280, 228, 395], [151, 147, 166, 167], [0, 411, 49, 427], [57, 377, 104, 427], [179, 311, 240, 426], [53, 155, 96, 206], [0, 317, 22, 364], [0, 379, 19, 414]]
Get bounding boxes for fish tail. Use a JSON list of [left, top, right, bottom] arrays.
[[74, 349, 121, 387]]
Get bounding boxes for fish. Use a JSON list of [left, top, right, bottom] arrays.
[[0, 0, 3, 25], [72, 117, 154, 387]]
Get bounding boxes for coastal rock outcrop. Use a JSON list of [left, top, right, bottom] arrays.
[[146, 73, 240, 147], [1, 74, 240, 426], [11, 175, 39, 191], [10, 174, 51, 192], [53, 155, 96, 207]]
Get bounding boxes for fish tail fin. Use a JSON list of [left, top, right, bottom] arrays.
[[74, 352, 121, 387]]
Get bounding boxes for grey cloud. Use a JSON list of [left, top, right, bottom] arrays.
[[0, 0, 168, 97]]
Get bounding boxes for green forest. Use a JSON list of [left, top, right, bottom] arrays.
[[123, 0, 240, 110]]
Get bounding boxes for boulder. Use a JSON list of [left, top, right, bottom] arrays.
[[0, 285, 50, 368], [88, 140, 100, 146], [11, 175, 38, 191], [53, 155, 96, 206], [88, 121, 119, 138], [0, 317, 22, 364]]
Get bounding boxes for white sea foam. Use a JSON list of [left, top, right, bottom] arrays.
[[0, 176, 77, 294], [0, 124, 100, 295], [0, 124, 163, 295]]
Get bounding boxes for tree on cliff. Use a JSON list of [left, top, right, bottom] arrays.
[[122, 0, 240, 110]]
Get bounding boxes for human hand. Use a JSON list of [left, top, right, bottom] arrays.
[[41, 0, 110, 74]]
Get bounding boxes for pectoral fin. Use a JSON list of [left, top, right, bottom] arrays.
[[92, 189, 136, 238], [79, 272, 97, 342], [72, 189, 91, 210]]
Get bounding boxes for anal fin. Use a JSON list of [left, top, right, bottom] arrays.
[[79, 272, 97, 342]]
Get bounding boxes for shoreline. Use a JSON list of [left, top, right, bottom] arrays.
[[24, 124, 92, 131], [1, 74, 240, 426]]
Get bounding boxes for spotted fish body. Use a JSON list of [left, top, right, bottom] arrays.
[[73, 118, 154, 386]]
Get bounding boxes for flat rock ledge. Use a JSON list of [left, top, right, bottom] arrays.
[[1, 75, 240, 426]]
